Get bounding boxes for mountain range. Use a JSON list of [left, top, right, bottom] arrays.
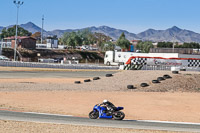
[[1, 22, 200, 43]]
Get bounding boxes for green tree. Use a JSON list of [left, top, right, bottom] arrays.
[[61, 32, 82, 48], [157, 42, 173, 48], [60, 29, 112, 50], [136, 41, 154, 53], [116, 32, 130, 49], [0, 26, 32, 39], [103, 42, 115, 51]]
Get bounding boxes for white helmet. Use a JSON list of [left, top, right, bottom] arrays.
[[103, 99, 108, 103]]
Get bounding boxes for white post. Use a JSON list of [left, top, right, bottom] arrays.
[[13, 0, 23, 61], [14, 6, 19, 61]]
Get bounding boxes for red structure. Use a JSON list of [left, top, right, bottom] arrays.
[[4, 36, 36, 49]]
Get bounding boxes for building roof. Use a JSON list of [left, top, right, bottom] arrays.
[[4, 36, 36, 40]]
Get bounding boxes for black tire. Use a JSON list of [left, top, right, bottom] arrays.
[[140, 83, 149, 87], [113, 111, 125, 120], [89, 111, 99, 119], [84, 79, 91, 82], [93, 77, 100, 80], [106, 74, 113, 77], [180, 69, 186, 71], [157, 77, 165, 81], [172, 71, 179, 74], [74, 81, 81, 84], [163, 75, 172, 79], [106, 62, 111, 66], [127, 85, 134, 89], [152, 80, 160, 83]]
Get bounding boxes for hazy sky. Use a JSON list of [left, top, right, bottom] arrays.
[[1, 0, 200, 33]]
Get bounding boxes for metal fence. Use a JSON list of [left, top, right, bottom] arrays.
[[141, 65, 200, 71], [0, 61, 119, 70], [142, 65, 172, 70]]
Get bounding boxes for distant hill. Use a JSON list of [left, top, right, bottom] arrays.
[[20, 22, 46, 34], [1, 22, 200, 43], [137, 26, 200, 43]]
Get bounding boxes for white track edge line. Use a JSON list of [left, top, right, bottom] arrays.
[[134, 120, 200, 125], [23, 112, 73, 117]]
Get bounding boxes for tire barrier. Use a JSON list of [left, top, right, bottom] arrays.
[[75, 81, 81, 84], [106, 74, 113, 77], [84, 79, 91, 82], [152, 80, 160, 84], [157, 77, 165, 81], [180, 69, 186, 71], [127, 85, 135, 89], [140, 83, 149, 87], [163, 74, 172, 79], [93, 77, 100, 80], [172, 71, 179, 74]]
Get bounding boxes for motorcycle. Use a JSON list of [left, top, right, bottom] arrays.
[[89, 104, 125, 120]]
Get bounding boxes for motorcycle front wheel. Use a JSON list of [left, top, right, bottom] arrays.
[[113, 111, 125, 120], [89, 111, 99, 119]]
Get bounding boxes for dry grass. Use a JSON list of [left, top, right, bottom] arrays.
[[0, 120, 187, 133]]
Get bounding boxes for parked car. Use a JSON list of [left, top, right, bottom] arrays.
[[53, 57, 63, 63], [0, 55, 10, 61]]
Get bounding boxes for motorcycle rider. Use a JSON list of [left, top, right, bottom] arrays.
[[101, 99, 116, 115]]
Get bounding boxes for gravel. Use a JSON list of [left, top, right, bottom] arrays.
[[0, 70, 200, 92]]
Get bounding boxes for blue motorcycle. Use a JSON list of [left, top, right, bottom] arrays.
[[89, 104, 125, 120]]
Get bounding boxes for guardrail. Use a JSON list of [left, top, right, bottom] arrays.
[[0, 61, 119, 70]]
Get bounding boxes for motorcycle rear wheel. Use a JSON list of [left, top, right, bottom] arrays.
[[89, 111, 99, 119], [113, 111, 125, 120]]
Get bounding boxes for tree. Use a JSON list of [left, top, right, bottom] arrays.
[[60, 29, 112, 50], [136, 41, 154, 53], [0, 26, 32, 39], [93, 32, 112, 51], [61, 32, 82, 48], [157, 42, 173, 48], [103, 42, 115, 51], [116, 32, 130, 49], [31, 32, 41, 43]]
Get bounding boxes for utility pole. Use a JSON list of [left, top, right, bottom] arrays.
[[173, 35, 175, 53], [13, 0, 24, 61], [41, 15, 44, 44]]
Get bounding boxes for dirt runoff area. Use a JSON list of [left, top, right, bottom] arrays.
[[0, 67, 200, 124], [0, 120, 187, 133]]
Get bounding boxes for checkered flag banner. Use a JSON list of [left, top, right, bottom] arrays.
[[131, 58, 147, 65], [188, 60, 200, 67]]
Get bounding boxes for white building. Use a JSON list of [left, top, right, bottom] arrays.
[[0, 41, 12, 48], [46, 36, 58, 48]]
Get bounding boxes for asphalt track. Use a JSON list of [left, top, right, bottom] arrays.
[[0, 110, 200, 132], [0, 71, 117, 78]]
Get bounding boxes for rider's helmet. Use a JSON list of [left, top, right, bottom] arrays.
[[103, 99, 108, 103]]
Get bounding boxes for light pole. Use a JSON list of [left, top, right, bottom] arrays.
[[173, 35, 175, 53], [13, 0, 23, 61], [41, 15, 44, 44]]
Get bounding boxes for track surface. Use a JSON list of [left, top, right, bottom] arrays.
[[0, 110, 200, 132], [0, 71, 117, 78]]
